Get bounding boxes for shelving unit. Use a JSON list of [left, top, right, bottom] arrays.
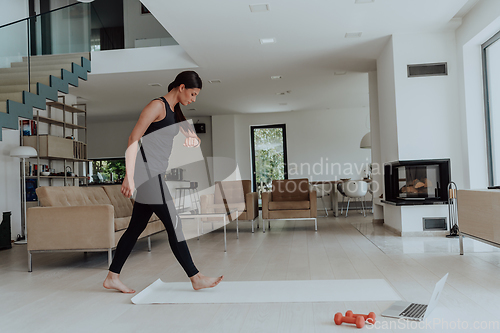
[[21, 95, 89, 192]]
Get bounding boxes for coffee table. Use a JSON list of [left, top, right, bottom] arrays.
[[178, 209, 238, 252]]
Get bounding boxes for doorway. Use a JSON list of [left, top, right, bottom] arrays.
[[251, 124, 288, 203]]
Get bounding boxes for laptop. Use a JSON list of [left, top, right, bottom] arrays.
[[381, 273, 448, 321]]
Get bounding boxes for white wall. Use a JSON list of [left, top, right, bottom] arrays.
[[456, 0, 500, 189], [0, 0, 31, 239], [88, 115, 213, 160], [89, 45, 198, 75], [376, 37, 399, 165], [369, 71, 384, 220], [376, 31, 464, 234], [212, 104, 371, 185], [87, 118, 136, 159], [211, 115, 236, 181], [392, 32, 464, 187], [0, 0, 29, 68], [0, 129, 23, 240], [123, 0, 173, 49]]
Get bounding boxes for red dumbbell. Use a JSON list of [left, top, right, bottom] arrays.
[[345, 310, 376, 324], [334, 312, 365, 329]]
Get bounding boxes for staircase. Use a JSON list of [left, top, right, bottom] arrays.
[[0, 53, 91, 141]]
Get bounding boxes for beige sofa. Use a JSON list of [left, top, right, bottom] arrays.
[[26, 185, 165, 272], [200, 180, 259, 231], [261, 178, 317, 232]]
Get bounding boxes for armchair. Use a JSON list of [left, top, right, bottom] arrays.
[[261, 178, 317, 232], [200, 180, 259, 232]]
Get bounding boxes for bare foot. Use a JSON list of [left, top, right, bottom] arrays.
[[103, 271, 136, 293], [190, 272, 224, 290]]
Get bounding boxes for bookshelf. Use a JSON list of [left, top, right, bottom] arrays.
[[21, 95, 89, 200]]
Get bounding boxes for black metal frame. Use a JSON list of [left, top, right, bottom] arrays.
[[383, 159, 451, 206], [250, 124, 288, 193]]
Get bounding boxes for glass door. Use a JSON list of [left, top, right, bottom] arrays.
[[251, 124, 288, 204]]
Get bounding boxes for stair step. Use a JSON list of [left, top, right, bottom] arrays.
[[0, 84, 35, 94], [19, 54, 89, 65], [11, 57, 84, 67], [10, 59, 82, 69], [0, 73, 58, 86], [0, 92, 23, 104], [0, 64, 73, 74], [22, 52, 89, 60]]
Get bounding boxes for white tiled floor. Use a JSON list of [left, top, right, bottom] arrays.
[[2, 213, 500, 332]]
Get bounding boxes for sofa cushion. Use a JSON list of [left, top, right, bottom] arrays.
[[272, 179, 309, 202], [268, 210, 312, 219], [102, 185, 133, 218], [269, 200, 310, 210], [206, 202, 246, 213], [114, 216, 131, 231], [81, 187, 112, 206], [36, 186, 87, 207]]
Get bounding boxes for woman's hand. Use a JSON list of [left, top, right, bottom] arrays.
[[183, 135, 201, 148], [121, 176, 135, 198]]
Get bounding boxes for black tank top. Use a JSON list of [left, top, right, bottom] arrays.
[[144, 97, 178, 135], [139, 97, 180, 175]]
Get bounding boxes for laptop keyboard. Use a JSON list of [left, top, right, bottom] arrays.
[[399, 303, 428, 319]]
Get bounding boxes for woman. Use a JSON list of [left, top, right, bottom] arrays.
[[103, 71, 223, 293]]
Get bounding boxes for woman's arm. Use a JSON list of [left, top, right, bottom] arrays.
[[121, 100, 164, 198]]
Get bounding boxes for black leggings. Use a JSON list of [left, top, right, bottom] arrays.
[[109, 190, 199, 277]]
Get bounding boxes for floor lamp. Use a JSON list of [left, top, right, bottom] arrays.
[[10, 146, 37, 245]]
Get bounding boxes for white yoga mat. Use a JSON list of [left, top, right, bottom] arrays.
[[131, 279, 401, 305]]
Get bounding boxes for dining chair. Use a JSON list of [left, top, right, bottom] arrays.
[[343, 180, 368, 217]]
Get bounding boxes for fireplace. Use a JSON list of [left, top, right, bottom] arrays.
[[384, 159, 450, 205]]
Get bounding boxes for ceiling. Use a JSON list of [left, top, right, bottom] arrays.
[[72, 0, 478, 121]]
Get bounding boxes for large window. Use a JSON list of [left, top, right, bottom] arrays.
[[89, 158, 125, 184], [483, 32, 500, 186]]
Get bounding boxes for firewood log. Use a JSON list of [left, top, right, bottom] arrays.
[[407, 186, 418, 193], [415, 181, 425, 189]]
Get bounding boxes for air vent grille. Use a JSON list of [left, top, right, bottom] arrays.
[[407, 62, 447, 77], [423, 218, 447, 230]]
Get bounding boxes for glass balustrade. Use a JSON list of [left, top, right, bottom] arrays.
[[0, 0, 176, 115], [0, 19, 29, 110]]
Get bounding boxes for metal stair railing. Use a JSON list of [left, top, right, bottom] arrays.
[[0, 2, 91, 141]]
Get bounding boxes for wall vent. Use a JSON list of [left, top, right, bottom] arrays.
[[423, 217, 447, 230], [407, 62, 447, 78]]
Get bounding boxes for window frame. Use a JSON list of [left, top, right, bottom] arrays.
[[481, 30, 500, 186]]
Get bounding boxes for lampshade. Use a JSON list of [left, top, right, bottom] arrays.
[[360, 132, 371, 149], [10, 146, 37, 158]]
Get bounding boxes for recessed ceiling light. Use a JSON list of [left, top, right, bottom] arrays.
[[189, 108, 196, 111], [276, 90, 291, 95], [260, 38, 276, 44], [249, 4, 270, 12], [279, 103, 287, 106], [355, 0, 374, 3], [271, 75, 282, 80], [148, 83, 162, 87], [334, 71, 347, 75], [345, 32, 362, 38], [208, 79, 221, 84]]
